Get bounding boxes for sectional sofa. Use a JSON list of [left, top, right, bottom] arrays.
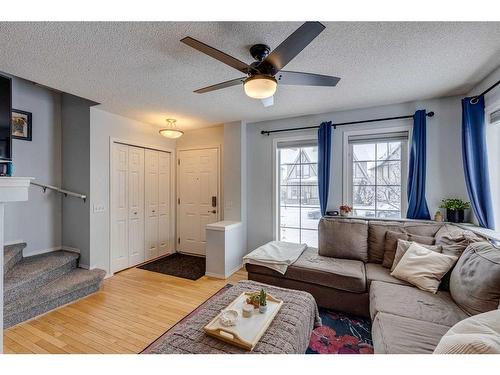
[[246, 217, 500, 354]]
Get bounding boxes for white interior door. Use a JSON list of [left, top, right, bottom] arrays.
[[111, 143, 129, 272], [158, 151, 171, 256], [178, 148, 219, 256], [145, 149, 159, 260], [128, 146, 145, 266]]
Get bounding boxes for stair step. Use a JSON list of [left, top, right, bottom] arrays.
[[4, 268, 106, 328], [4, 242, 26, 273], [4, 251, 79, 304]]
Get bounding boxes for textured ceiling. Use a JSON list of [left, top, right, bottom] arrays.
[[0, 22, 499, 130]]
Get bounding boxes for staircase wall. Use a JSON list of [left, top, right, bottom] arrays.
[[61, 93, 97, 268], [4, 76, 63, 255]]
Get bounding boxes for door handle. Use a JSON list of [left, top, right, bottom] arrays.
[[209, 210, 216, 214]]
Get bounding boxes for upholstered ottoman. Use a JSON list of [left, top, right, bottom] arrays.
[[142, 280, 320, 354]]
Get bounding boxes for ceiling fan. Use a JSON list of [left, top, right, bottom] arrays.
[[181, 22, 340, 107]]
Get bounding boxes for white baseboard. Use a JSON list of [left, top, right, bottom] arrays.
[[24, 246, 64, 257], [61, 246, 80, 254], [205, 263, 243, 280], [4, 239, 25, 246]]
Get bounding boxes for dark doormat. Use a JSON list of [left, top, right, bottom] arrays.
[[137, 253, 206, 280]]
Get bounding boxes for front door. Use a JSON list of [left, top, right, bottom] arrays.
[[178, 148, 219, 256]]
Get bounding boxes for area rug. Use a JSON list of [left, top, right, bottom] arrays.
[[306, 309, 373, 354], [138, 253, 205, 280], [141, 283, 373, 354]]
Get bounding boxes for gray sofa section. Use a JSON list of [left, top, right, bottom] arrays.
[[246, 217, 500, 354]]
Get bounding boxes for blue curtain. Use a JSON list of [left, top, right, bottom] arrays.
[[407, 110, 431, 220], [462, 96, 495, 229], [318, 122, 332, 216]]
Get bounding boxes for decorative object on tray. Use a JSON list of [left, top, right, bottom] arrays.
[[203, 290, 284, 351], [434, 210, 443, 222], [339, 204, 352, 217], [259, 289, 267, 313], [439, 198, 470, 223], [219, 309, 239, 327], [11, 109, 32, 141]]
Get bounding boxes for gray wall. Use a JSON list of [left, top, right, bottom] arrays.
[[61, 93, 96, 267], [246, 96, 469, 251], [5, 77, 62, 255]]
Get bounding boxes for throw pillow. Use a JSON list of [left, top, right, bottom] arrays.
[[391, 242, 457, 293], [390, 239, 442, 272], [382, 231, 435, 268], [435, 224, 483, 257], [433, 309, 500, 354], [449, 242, 500, 315]]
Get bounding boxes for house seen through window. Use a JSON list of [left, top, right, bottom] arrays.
[[278, 141, 320, 247]]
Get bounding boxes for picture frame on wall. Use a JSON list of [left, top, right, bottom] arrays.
[[11, 109, 32, 141]]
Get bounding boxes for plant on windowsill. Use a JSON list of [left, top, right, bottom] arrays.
[[439, 198, 471, 223], [339, 204, 353, 217]]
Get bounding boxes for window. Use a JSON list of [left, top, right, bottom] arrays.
[[346, 131, 409, 219], [276, 140, 320, 247]]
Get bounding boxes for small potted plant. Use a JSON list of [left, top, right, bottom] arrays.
[[259, 289, 267, 313], [439, 198, 471, 223], [339, 204, 353, 217]]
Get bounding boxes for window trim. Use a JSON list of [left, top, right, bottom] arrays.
[[272, 134, 318, 242], [342, 125, 412, 218]]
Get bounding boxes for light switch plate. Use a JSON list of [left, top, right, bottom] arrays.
[[93, 204, 106, 213]]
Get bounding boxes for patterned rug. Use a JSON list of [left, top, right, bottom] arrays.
[[306, 309, 373, 354], [138, 253, 205, 280]]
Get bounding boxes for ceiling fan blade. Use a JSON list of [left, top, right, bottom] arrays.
[[261, 96, 274, 107], [193, 77, 246, 94], [260, 22, 325, 75], [276, 71, 340, 86], [181, 37, 251, 74]]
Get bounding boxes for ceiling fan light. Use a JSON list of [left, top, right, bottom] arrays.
[[244, 75, 277, 99], [159, 118, 184, 139]]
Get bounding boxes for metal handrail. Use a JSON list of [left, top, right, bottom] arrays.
[[31, 181, 87, 202]]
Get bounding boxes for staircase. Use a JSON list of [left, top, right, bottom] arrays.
[[3, 243, 106, 328]]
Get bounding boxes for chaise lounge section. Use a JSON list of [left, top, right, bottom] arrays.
[[246, 217, 500, 353]]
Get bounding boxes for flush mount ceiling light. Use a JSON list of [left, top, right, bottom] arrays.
[[243, 75, 277, 99], [159, 118, 184, 139]]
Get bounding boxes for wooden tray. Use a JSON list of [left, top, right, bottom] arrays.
[[203, 291, 283, 351]]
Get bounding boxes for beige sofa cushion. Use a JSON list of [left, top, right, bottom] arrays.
[[433, 310, 500, 354], [369, 281, 469, 326], [246, 247, 366, 293], [403, 222, 443, 237], [435, 224, 483, 257], [390, 242, 457, 293], [365, 263, 410, 287], [367, 221, 403, 263], [450, 242, 500, 315], [391, 239, 442, 271], [318, 218, 368, 262], [372, 312, 450, 354], [383, 231, 436, 268]]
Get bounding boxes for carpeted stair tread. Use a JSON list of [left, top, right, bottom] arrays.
[[4, 242, 26, 273], [4, 250, 79, 304], [4, 268, 106, 328]]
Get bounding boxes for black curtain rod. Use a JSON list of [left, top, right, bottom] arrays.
[[474, 79, 500, 99], [261, 111, 434, 136]]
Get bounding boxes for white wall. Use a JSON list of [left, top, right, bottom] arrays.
[[5, 77, 62, 255], [223, 121, 248, 253], [89, 108, 176, 274], [246, 96, 469, 251]]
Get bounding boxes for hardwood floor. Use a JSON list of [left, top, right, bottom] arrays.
[[3, 267, 248, 354]]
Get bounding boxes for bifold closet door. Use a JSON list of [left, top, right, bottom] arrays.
[[145, 149, 159, 260], [158, 151, 171, 256], [128, 146, 145, 266], [111, 143, 129, 272]]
